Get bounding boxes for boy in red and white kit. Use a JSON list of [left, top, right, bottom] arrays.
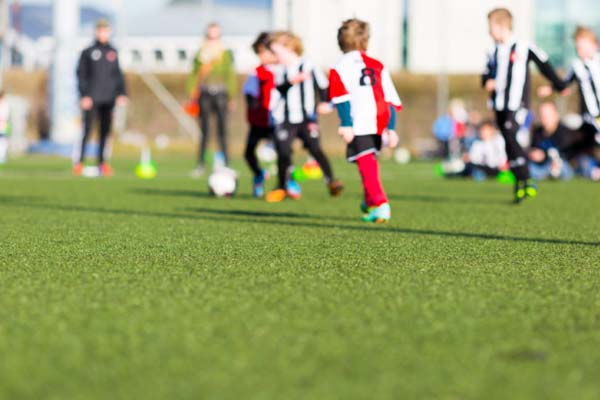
[[329, 19, 402, 223], [243, 32, 278, 197]]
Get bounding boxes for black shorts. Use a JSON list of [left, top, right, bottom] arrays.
[[274, 122, 321, 149], [248, 125, 275, 141], [347, 134, 382, 162]]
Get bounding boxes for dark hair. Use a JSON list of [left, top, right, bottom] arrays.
[[252, 32, 272, 54]]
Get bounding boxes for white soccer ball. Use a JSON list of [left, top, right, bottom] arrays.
[[394, 147, 412, 164], [208, 168, 238, 197], [82, 166, 100, 178]]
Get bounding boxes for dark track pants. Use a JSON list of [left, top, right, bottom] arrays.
[[496, 111, 529, 181], [199, 91, 229, 167], [79, 102, 114, 164]]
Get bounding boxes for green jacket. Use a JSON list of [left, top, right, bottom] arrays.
[[186, 49, 237, 99]]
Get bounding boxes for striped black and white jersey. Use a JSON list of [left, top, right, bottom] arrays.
[[272, 59, 329, 125], [482, 40, 563, 112], [563, 54, 600, 119]]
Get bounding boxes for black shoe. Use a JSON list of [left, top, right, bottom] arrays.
[[513, 182, 526, 204]]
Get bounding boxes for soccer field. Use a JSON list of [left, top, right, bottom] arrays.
[[1, 157, 600, 399]]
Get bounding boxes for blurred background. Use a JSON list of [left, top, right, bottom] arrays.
[[0, 0, 598, 160]]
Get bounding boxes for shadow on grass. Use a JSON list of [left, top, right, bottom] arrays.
[[134, 188, 510, 206], [0, 195, 598, 248], [387, 194, 511, 206], [131, 188, 254, 200], [181, 207, 352, 222]]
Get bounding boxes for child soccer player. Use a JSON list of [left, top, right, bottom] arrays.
[[0, 90, 10, 166], [329, 19, 402, 223], [265, 31, 344, 203], [483, 8, 565, 203], [243, 32, 278, 197], [540, 27, 600, 178]]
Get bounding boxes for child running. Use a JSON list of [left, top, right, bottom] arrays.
[[265, 31, 344, 203], [483, 8, 565, 203], [329, 19, 403, 223], [242, 32, 278, 197], [540, 26, 600, 180]]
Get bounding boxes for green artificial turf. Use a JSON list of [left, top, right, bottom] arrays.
[[1, 156, 599, 400]]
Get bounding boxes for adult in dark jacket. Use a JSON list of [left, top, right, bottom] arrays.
[[529, 101, 583, 180], [74, 19, 127, 176]]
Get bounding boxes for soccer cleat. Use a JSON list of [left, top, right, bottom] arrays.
[[525, 182, 538, 199], [266, 189, 287, 203], [361, 203, 391, 224], [286, 180, 302, 200], [513, 187, 527, 204], [328, 179, 345, 197], [513, 181, 537, 204], [253, 170, 268, 198], [99, 163, 114, 177], [360, 201, 370, 215], [72, 163, 83, 176]]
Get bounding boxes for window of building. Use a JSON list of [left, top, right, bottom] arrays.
[[132, 49, 142, 63], [177, 49, 188, 62], [536, 0, 600, 68]]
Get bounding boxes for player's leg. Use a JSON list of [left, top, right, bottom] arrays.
[[73, 108, 95, 175], [497, 111, 534, 203], [266, 125, 294, 202], [356, 152, 390, 223], [215, 92, 229, 166], [300, 123, 344, 197], [0, 134, 7, 165], [98, 103, 115, 176], [245, 126, 262, 177], [245, 126, 269, 197], [194, 92, 212, 176]]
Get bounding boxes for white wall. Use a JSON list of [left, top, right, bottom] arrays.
[[272, 0, 403, 71], [408, 0, 535, 73]]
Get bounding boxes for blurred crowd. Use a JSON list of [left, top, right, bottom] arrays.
[[434, 98, 600, 182]]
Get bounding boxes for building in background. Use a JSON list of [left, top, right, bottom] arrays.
[[272, 0, 404, 72], [406, 0, 534, 74], [535, 0, 600, 68], [118, 0, 272, 72], [5, 0, 600, 74]]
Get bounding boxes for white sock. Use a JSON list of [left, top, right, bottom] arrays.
[[0, 136, 8, 164]]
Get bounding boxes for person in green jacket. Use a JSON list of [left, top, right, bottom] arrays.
[[187, 22, 238, 177]]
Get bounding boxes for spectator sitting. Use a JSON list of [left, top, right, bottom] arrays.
[[442, 119, 508, 181], [464, 120, 508, 180], [528, 101, 582, 181]]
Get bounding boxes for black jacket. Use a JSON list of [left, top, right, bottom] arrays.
[[77, 41, 127, 104], [530, 123, 583, 163]]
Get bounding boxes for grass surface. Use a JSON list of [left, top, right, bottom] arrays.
[[1, 156, 600, 400]]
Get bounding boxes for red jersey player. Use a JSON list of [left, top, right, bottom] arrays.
[[243, 32, 278, 197], [329, 19, 403, 223]]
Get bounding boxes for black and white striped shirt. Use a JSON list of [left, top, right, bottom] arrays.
[[564, 54, 600, 119], [273, 59, 329, 125], [482, 39, 563, 112]]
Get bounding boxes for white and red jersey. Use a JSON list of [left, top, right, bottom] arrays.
[[243, 64, 278, 127], [329, 51, 402, 136]]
